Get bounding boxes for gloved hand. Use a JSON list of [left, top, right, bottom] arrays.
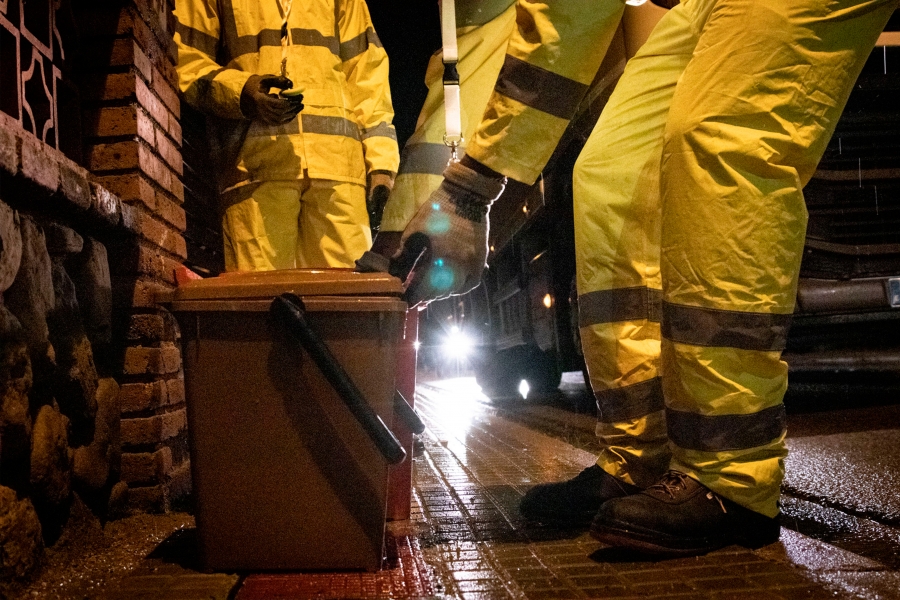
[[366, 171, 395, 233], [394, 160, 506, 306], [240, 74, 304, 124]]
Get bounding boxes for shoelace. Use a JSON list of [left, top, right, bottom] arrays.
[[648, 470, 691, 499], [649, 470, 728, 513]]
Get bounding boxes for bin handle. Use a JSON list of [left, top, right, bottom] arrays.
[[270, 293, 407, 465], [394, 391, 425, 435]]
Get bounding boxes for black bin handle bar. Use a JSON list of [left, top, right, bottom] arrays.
[[270, 293, 407, 465], [394, 390, 425, 435]]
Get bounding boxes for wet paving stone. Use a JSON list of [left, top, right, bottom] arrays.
[[48, 378, 900, 599]]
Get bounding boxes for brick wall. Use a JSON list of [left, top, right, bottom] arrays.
[[78, 0, 190, 513]]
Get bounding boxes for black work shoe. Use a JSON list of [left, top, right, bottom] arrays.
[[520, 465, 641, 526], [590, 470, 781, 556]]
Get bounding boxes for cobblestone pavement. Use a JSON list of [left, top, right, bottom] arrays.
[[24, 376, 900, 599]]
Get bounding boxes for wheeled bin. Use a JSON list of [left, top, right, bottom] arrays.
[[166, 269, 407, 571]]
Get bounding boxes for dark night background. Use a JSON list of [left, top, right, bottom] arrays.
[[366, 0, 443, 147]]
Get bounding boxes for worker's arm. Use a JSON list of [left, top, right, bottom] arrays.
[[338, 0, 400, 179], [173, 0, 254, 120]]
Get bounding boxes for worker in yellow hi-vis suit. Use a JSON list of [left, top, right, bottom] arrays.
[[368, 0, 897, 557], [174, 0, 399, 271]]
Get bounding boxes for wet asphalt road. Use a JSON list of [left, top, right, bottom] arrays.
[[473, 371, 900, 599]]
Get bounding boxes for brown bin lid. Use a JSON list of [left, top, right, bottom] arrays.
[[169, 268, 404, 302]]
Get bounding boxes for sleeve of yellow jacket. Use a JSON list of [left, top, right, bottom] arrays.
[[466, 0, 627, 184], [338, 0, 400, 177], [172, 0, 252, 120]]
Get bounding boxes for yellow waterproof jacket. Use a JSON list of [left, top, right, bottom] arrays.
[[174, 0, 399, 194]]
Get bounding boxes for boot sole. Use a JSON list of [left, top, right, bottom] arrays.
[[590, 524, 720, 557], [590, 523, 781, 557]]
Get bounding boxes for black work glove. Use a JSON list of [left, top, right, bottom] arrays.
[[240, 74, 304, 124], [366, 171, 395, 233], [356, 160, 505, 306]]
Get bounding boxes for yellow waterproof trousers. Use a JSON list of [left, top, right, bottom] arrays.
[[380, 2, 517, 232], [574, 0, 896, 516], [223, 178, 371, 271]]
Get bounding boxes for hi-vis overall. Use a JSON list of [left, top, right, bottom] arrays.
[[568, 0, 896, 516], [175, 0, 400, 270], [444, 0, 896, 517]]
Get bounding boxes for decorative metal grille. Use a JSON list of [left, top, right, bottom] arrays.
[[1, 0, 77, 158]]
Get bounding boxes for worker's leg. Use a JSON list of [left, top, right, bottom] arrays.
[[222, 180, 303, 271], [380, 2, 517, 232], [659, 0, 895, 519], [519, 1, 708, 525], [296, 178, 371, 268], [572, 0, 713, 489]]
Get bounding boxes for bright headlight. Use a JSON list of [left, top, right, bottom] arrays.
[[443, 326, 472, 358]]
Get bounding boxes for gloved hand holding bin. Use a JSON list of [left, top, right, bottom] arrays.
[[391, 160, 506, 306]]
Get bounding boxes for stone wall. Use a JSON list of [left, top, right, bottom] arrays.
[[0, 0, 190, 590]]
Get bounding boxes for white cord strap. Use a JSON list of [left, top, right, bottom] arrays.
[[279, 0, 294, 78], [440, 0, 462, 162]]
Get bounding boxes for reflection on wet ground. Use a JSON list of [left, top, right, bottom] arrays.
[[19, 374, 900, 599]]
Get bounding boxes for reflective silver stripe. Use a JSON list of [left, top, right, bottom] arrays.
[[666, 405, 787, 452], [398, 143, 453, 175], [301, 114, 360, 140], [495, 55, 589, 120], [340, 27, 383, 60], [227, 29, 339, 62], [176, 22, 218, 57], [662, 302, 792, 352], [360, 122, 397, 141], [595, 378, 665, 423], [457, 0, 515, 26], [579, 287, 662, 327]]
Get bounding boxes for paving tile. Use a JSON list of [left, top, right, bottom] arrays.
[[689, 576, 758, 592], [524, 589, 582, 599], [580, 586, 636, 599], [568, 574, 626, 587]]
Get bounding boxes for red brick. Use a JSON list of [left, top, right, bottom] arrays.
[[58, 162, 92, 210], [151, 64, 181, 117], [124, 483, 170, 514], [95, 172, 157, 212], [115, 237, 186, 284], [93, 141, 181, 200], [112, 275, 175, 309], [123, 342, 182, 375], [155, 126, 182, 175], [108, 38, 153, 84], [121, 408, 186, 446], [121, 446, 173, 484], [128, 313, 179, 343], [135, 210, 187, 258], [133, 0, 178, 57], [167, 114, 182, 146], [0, 120, 19, 175], [89, 106, 156, 146], [88, 182, 124, 228], [155, 192, 187, 229], [88, 139, 139, 172], [20, 132, 60, 193], [119, 381, 168, 413], [83, 71, 137, 103], [136, 77, 171, 135], [166, 377, 185, 404]]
